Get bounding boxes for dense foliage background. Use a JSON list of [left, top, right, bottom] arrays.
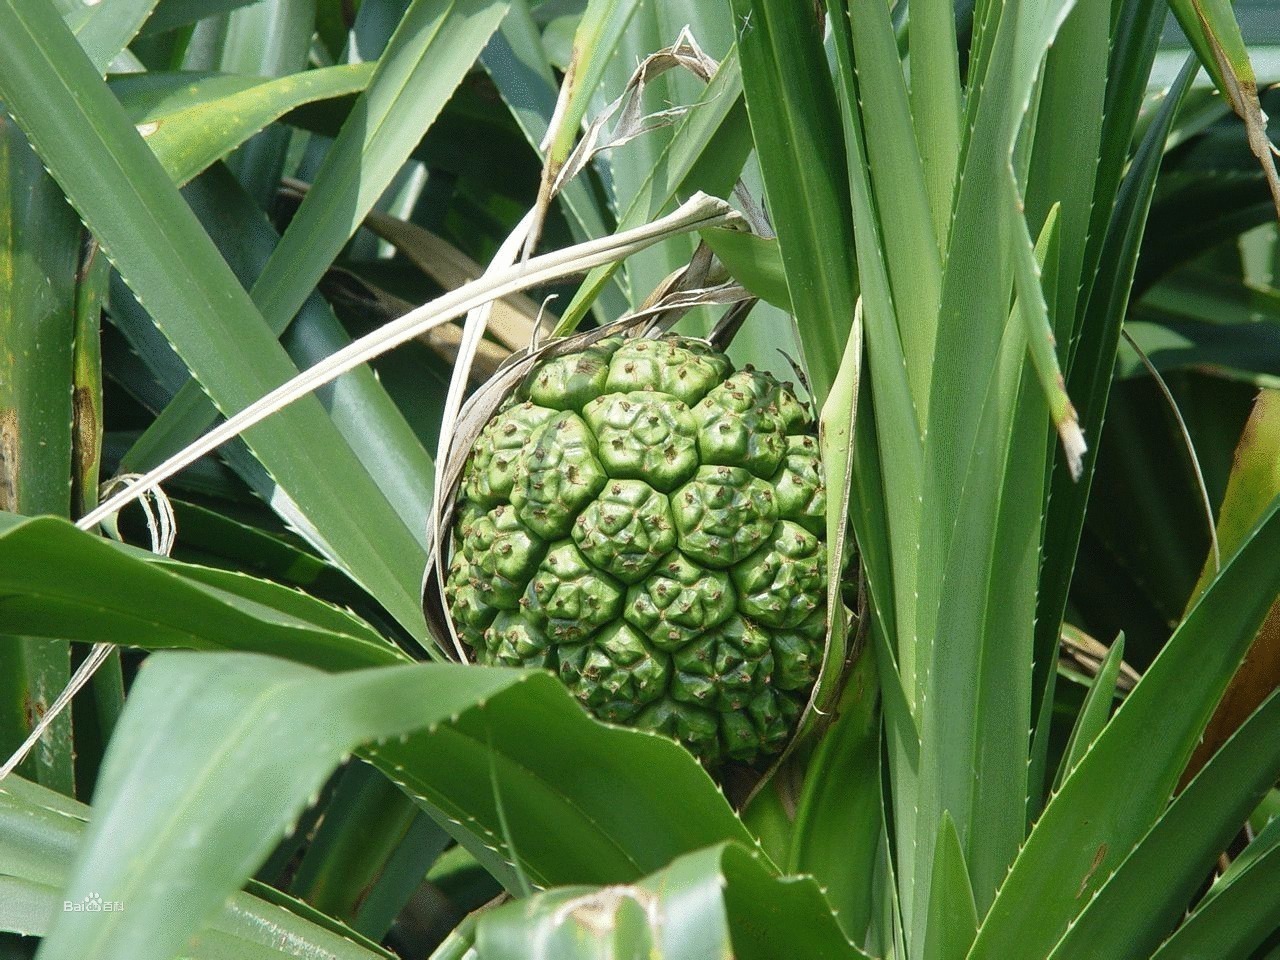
[[1, 0, 1279, 958]]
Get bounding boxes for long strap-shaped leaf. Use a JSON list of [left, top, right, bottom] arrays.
[[1021, 0, 1110, 344], [1028, 0, 1173, 809], [0, 775, 393, 960], [139, 0, 268, 40], [827, 0, 923, 652], [0, 0, 431, 636], [843, 0, 942, 419], [729, 0, 855, 407], [1046, 688, 1280, 959], [1180, 390, 1280, 780], [126, 0, 507, 507], [0, 80, 80, 794], [0, 519, 753, 894], [1151, 816, 1280, 960], [109, 65, 376, 190], [31, 653, 753, 960], [0, 514, 404, 672], [1166, 0, 1280, 219], [916, 208, 1064, 934], [967, 492, 1280, 960], [61, 0, 159, 73], [121, 164, 441, 578]]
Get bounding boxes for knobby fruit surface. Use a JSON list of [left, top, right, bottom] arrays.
[[446, 335, 827, 765]]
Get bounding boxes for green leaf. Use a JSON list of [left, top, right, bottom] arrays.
[[472, 843, 870, 960], [0, 109, 80, 796], [0, 639, 72, 795], [1193, 389, 1280, 593], [0, 0, 440, 637], [0, 114, 79, 519], [32, 652, 752, 960], [1250, 790, 1280, 837], [1119, 319, 1280, 387], [907, 0, 961, 252], [1136, 263, 1280, 331], [731, 0, 855, 407], [424, 845, 501, 927], [71, 642, 123, 801], [0, 775, 393, 959], [346, 811, 448, 940], [828, 0, 924, 729], [70, 239, 109, 520], [968, 492, 1280, 960], [737, 768, 794, 873], [922, 0, 1076, 528], [1167, 813, 1280, 960], [128, 0, 507, 504], [1165, 0, 1280, 217], [429, 919, 479, 960], [1150, 834, 1280, 960], [913, 189, 1063, 923], [120, 164, 439, 566], [0, 877, 48, 942], [921, 814, 977, 960], [541, 0, 642, 172], [195, 0, 318, 209], [256, 0, 509, 336], [29, 654, 517, 960], [1023, 0, 1110, 343], [164, 499, 364, 606], [111, 65, 375, 187], [1012, 204, 1083, 469], [845, 0, 941, 418], [1178, 387, 1280, 783], [0, 514, 404, 671], [0, 515, 753, 889], [288, 761, 442, 937], [810, 300, 863, 711], [700, 228, 790, 311], [361, 673, 755, 892], [1047, 688, 1280, 960], [63, 0, 159, 72], [1034, 39, 1192, 810], [1052, 633, 1124, 792], [787, 646, 881, 944], [141, 0, 264, 35]]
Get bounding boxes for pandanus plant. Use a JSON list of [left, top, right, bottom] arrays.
[[1, 0, 1279, 958]]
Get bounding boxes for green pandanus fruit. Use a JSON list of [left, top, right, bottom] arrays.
[[446, 335, 826, 766]]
